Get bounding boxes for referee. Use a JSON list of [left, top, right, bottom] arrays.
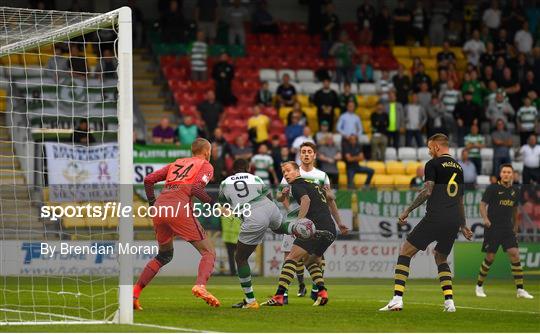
[[475, 164, 534, 299]]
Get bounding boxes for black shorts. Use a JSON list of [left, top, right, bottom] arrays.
[[482, 230, 518, 253], [407, 218, 459, 255], [293, 224, 336, 257]]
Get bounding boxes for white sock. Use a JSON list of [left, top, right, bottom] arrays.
[[246, 297, 256, 304]]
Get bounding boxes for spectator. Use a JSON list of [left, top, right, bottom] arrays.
[[410, 166, 424, 189], [493, 56, 506, 85], [489, 175, 498, 184], [252, 0, 279, 34], [376, 70, 394, 104], [491, 119, 513, 175], [337, 100, 364, 139], [412, 63, 432, 92], [313, 78, 339, 129], [68, 44, 88, 77], [458, 149, 478, 190], [464, 124, 485, 175], [461, 70, 483, 106], [338, 82, 358, 112], [229, 135, 253, 161], [482, 0, 501, 33], [152, 117, 175, 144], [426, 95, 446, 137], [440, 79, 462, 141], [190, 30, 208, 81], [356, 0, 376, 32], [373, 5, 391, 46], [270, 136, 283, 178], [286, 103, 307, 126], [436, 40, 456, 70], [95, 49, 117, 79], [255, 81, 273, 106], [195, 0, 218, 44], [516, 97, 539, 146], [247, 105, 270, 147], [370, 102, 388, 161], [71, 119, 95, 144], [211, 127, 229, 167], [291, 126, 315, 164], [127, 0, 144, 48], [392, 0, 411, 46], [428, 5, 447, 46], [453, 91, 482, 146], [500, 67, 521, 110], [519, 134, 540, 185], [447, 20, 463, 46], [385, 91, 404, 150], [494, 28, 510, 57], [503, 0, 527, 39], [46, 44, 68, 81], [321, 2, 341, 58], [404, 93, 427, 147], [210, 143, 226, 184], [354, 54, 374, 83], [392, 64, 412, 105], [463, 29, 486, 67], [160, 0, 185, 43], [220, 215, 240, 276], [318, 134, 342, 185], [484, 80, 501, 105], [276, 74, 297, 107], [533, 47, 540, 78], [417, 82, 432, 111], [482, 65, 496, 87], [343, 135, 374, 187], [212, 52, 236, 106], [251, 143, 277, 185], [446, 63, 461, 88], [521, 71, 539, 100], [480, 42, 497, 70], [225, 0, 249, 45], [486, 89, 515, 128], [514, 53, 530, 84], [411, 1, 426, 46], [276, 147, 290, 180], [198, 90, 223, 135], [330, 32, 357, 84], [177, 115, 200, 145], [285, 112, 303, 146]]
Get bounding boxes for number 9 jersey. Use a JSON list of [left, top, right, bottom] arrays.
[[218, 172, 270, 207], [424, 153, 464, 225]]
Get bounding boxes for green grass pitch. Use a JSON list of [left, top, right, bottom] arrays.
[[1, 276, 539, 332]]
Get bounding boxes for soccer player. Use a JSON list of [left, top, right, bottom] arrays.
[[263, 161, 337, 307], [133, 138, 220, 309], [379, 133, 473, 312], [276, 142, 348, 301], [475, 164, 534, 299], [219, 159, 322, 309]]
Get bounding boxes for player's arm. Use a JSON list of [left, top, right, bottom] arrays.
[[513, 206, 520, 234], [143, 164, 170, 206], [398, 180, 434, 224], [323, 184, 348, 235], [479, 201, 491, 228], [191, 162, 215, 204], [458, 195, 472, 240], [297, 195, 311, 219]]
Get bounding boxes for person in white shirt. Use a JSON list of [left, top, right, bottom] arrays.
[[291, 126, 315, 164], [463, 29, 486, 67], [519, 134, 540, 185], [482, 0, 501, 30], [514, 22, 533, 55]]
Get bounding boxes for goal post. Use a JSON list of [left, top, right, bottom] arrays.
[[0, 6, 133, 325]]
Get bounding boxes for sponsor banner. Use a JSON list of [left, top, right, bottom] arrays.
[[358, 189, 486, 241], [0, 240, 259, 277], [454, 242, 540, 279], [263, 240, 453, 278], [133, 144, 192, 163], [45, 143, 119, 201]]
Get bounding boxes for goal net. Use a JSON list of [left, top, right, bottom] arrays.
[[0, 7, 133, 325]]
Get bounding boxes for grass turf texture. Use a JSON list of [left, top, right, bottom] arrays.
[[1, 276, 539, 332]]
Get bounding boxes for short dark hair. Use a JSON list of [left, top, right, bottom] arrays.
[[428, 133, 449, 147], [233, 158, 249, 173], [499, 163, 513, 172], [300, 141, 317, 153]]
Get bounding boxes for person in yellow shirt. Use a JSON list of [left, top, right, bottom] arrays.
[[221, 214, 241, 276], [247, 104, 270, 147]]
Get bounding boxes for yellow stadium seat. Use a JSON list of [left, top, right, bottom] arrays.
[[87, 56, 98, 68], [362, 121, 371, 135], [0, 54, 20, 65], [21, 54, 41, 65], [429, 47, 443, 56], [354, 174, 368, 187], [363, 161, 385, 174], [456, 58, 468, 70], [303, 106, 317, 119], [386, 161, 406, 175], [405, 161, 423, 175], [279, 107, 292, 122], [338, 172, 348, 187], [372, 174, 394, 188], [366, 95, 379, 107], [62, 217, 87, 229], [297, 94, 310, 107], [337, 161, 346, 174], [426, 70, 438, 81], [392, 46, 410, 57], [450, 47, 465, 59], [134, 215, 152, 228], [397, 57, 413, 70], [394, 174, 412, 188], [424, 58, 437, 70], [358, 108, 371, 121], [410, 47, 429, 57]]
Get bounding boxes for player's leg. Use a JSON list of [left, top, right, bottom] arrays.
[[475, 251, 495, 297], [310, 255, 326, 301], [232, 241, 259, 308], [190, 237, 220, 307], [434, 251, 456, 312], [295, 259, 306, 297], [506, 246, 534, 299]]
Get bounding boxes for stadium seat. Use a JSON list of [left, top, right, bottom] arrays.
[[392, 46, 410, 57], [372, 174, 394, 188], [480, 148, 494, 161], [259, 69, 278, 82], [385, 147, 397, 161], [410, 47, 429, 57], [417, 147, 430, 161], [405, 161, 423, 175], [476, 175, 491, 185], [513, 161, 524, 173], [359, 83, 377, 95], [386, 161, 406, 175], [353, 174, 368, 187], [296, 69, 315, 82], [398, 147, 417, 161], [394, 174, 412, 188], [423, 58, 437, 70], [300, 82, 319, 95], [267, 80, 280, 93], [337, 161, 346, 174], [429, 47, 443, 56], [364, 161, 385, 174], [482, 160, 493, 175], [278, 69, 296, 81], [296, 94, 310, 107], [397, 57, 413, 69]]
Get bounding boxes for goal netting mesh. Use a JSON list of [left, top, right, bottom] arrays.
[[0, 6, 132, 325]]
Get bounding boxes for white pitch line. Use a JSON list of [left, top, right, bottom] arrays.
[[376, 300, 540, 315], [133, 322, 220, 333]]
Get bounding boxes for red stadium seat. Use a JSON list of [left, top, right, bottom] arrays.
[[261, 107, 278, 118], [160, 55, 177, 68]]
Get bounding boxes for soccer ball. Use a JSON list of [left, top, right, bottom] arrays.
[[292, 218, 316, 239]]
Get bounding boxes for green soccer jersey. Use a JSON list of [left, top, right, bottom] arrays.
[[517, 106, 538, 132], [251, 154, 274, 185], [464, 134, 485, 158]]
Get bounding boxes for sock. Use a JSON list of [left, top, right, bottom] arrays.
[[195, 249, 215, 286], [477, 258, 493, 287], [296, 260, 305, 285], [438, 263, 453, 300], [237, 264, 255, 303], [312, 258, 326, 293], [276, 259, 297, 295], [511, 261, 524, 289], [393, 255, 411, 297], [307, 262, 325, 290], [134, 258, 163, 298]]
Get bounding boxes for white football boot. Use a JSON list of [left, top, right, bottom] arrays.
[[517, 289, 534, 299], [475, 285, 487, 297], [443, 299, 456, 312], [379, 296, 403, 311]]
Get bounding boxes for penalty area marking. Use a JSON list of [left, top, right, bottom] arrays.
[[133, 322, 220, 333], [377, 300, 540, 315]]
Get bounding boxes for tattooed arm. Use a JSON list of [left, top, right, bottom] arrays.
[[398, 181, 434, 224]]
